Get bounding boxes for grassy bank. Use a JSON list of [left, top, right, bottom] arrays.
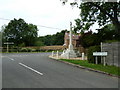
[[60, 59, 120, 76]]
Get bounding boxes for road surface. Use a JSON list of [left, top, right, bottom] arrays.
[[2, 53, 118, 88]]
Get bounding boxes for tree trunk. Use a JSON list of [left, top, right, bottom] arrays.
[[111, 17, 120, 35]]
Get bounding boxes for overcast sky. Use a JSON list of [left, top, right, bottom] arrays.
[[0, 0, 99, 36]]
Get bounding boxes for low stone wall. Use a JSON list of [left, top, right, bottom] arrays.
[[1, 45, 64, 52], [40, 46, 64, 50], [102, 42, 120, 67]]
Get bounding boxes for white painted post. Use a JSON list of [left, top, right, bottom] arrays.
[[103, 56, 106, 66], [52, 51, 54, 57], [7, 43, 8, 53], [82, 53, 85, 60], [67, 53, 70, 59], [56, 51, 59, 58], [95, 56, 98, 64]]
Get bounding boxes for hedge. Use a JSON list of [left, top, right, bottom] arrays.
[[87, 45, 101, 63]]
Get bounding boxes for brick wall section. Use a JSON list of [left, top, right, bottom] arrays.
[[102, 42, 120, 67]]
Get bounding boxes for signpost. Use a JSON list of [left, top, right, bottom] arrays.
[[93, 52, 108, 66], [4, 42, 14, 52], [93, 52, 107, 56]]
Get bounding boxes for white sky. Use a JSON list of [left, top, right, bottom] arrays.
[[0, 0, 99, 36]]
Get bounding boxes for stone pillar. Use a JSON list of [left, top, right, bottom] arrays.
[[69, 22, 73, 51], [56, 51, 59, 58], [52, 51, 54, 57], [60, 22, 77, 58], [82, 53, 85, 60]]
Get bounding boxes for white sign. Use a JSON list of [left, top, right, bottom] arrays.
[[4, 42, 14, 44], [93, 52, 107, 56]]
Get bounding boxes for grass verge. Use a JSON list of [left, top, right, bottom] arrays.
[[60, 59, 120, 76]]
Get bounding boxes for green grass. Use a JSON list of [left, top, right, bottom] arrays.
[[60, 59, 120, 76]]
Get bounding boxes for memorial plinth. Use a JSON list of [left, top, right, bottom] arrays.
[[61, 22, 77, 58]]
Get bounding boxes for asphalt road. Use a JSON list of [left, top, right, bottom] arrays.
[[2, 52, 118, 88]]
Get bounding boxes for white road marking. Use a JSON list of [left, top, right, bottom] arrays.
[[1, 56, 5, 58], [19, 63, 43, 76], [6, 57, 15, 61], [10, 58, 14, 61]]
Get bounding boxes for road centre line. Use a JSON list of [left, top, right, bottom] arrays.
[[10, 58, 14, 61], [6, 57, 15, 61], [19, 63, 43, 76]]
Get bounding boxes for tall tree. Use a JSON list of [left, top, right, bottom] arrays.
[[61, 0, 120, 34], [2, 18, 38, 46], [38, 30, 67, 46]]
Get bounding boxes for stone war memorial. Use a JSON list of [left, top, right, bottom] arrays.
[[60, 22, 81, 59]]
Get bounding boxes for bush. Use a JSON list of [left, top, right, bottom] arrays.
[[27, 48, 32, 52], [20, 48, 28, 52], [87, 45, 100, 63], [31, 49, 36, 52]]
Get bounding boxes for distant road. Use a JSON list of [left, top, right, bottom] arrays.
[[2, 53, 118, 88]]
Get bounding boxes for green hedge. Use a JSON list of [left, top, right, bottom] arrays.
[[87, 45, 100, 63]]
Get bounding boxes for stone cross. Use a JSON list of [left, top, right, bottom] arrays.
[[69, 22, 73, 50]]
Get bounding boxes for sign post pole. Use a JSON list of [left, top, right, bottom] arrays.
[[7, 43, 8, 52], [93, 52, 107, 66], [4, 42, 14, 52], [103, 56, 106, 66], [95, 56, 98, 64]]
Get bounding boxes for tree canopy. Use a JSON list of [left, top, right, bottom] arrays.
[[61, 0, 120, 34], [2, 18, 38, 46], [38, 30, 67, 46], [80, 24, 119, 48]]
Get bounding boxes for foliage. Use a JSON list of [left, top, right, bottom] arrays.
[[34, 40, 44, 46], [78, 2, 120, 33], [38, 30, 67, 46], [61, 0, 120, 34], [20, 48, 28, 52], [97, 24, 120, 41], [2, 18, 38, 46], [0, 31, 2, 45], [87, 45, 100, 63], [60, 59, 120, 76], [79, 24, 119, 48]]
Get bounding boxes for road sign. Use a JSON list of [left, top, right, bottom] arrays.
[[4, 42, 14, 44], [93, 52, 108, 56], [3, 42, 14, 52]]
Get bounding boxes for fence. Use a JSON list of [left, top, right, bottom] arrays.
[[102, 42, 119, 67]]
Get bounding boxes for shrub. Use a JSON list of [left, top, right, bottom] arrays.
[[20, 48, 28, 52], [31, 49, 36, 52], [87, 45, 100, 63], [27, 48, 32, 52]]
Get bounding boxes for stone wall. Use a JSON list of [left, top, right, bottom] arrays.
[[102, 42, 120, 67]]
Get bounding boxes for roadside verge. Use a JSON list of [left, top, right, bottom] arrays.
[[49, 56, 120, 78]]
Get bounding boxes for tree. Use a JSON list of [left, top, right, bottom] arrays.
[[22, 23, 38, 46], [97, 24, 120, 41], [38, 30, 67, 46], [2, 18, 38, 46], [61, 0, 120, 34], [52, 30, 67, 45], [80, 2, 120, 33], [35, 40, 44, 46], [80, 24, 119, 48], [0, 31, 2, 46]]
